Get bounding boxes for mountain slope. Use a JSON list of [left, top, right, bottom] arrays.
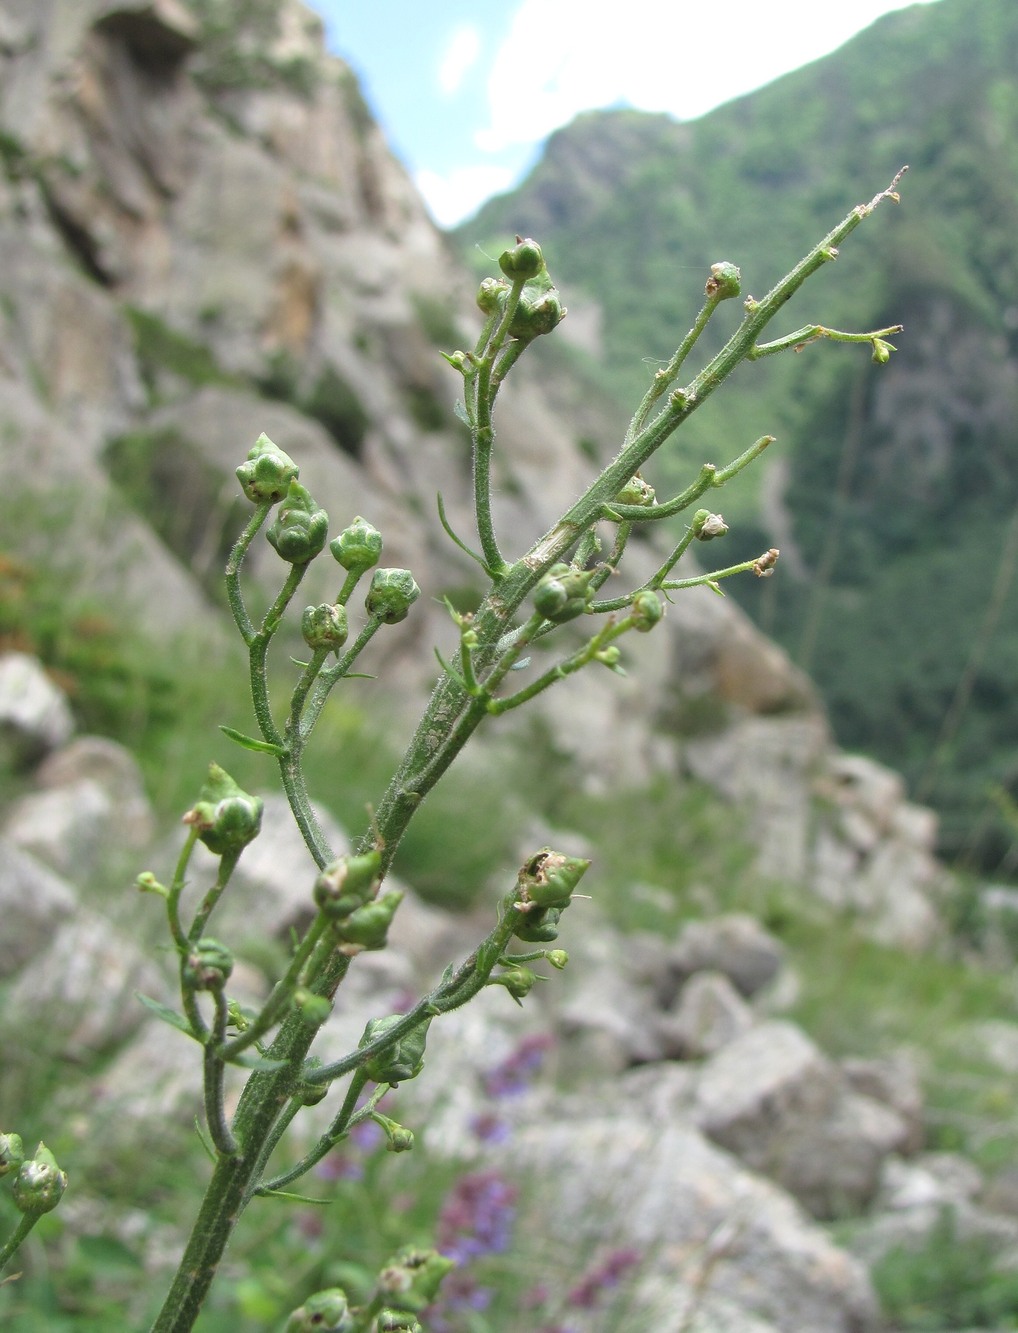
[[455, 0, 1018, 865]]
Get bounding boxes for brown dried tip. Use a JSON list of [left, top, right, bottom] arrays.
[[753, 548, 780, 578]]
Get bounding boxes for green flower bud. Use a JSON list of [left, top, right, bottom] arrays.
[[705, 261, 741, 300], [266, 479, 329, 565], [871, 336, 895, 364], [513, 906, 563, 943], [377, 1313, 422, 1333], [295, 1057, 330, 1106], [313, 851, 382, 918], [184, 763, 263, 856], [365, 568, 421, 625], [614, 474, 656, 507], [182, 938, 234, 991], [236, 433, 299, 505], [0, 1132, 25, 1178], [377, 1247, 454, 1312], [294, 989, 333, 1028], [360, 1014, 431, 1085], [441, 349, 473, 375], [499, 237, 545, 282], [13, 1144, 66, 1217], [533, 563, 592, 624], [330, 516, 383, 575], [476, 276, 509, 315], [630, 589, 664, 633], [509, 285, 565, 342], [691, 509, 728, 541], [595, 645, 622, 669], [545, 949, 569, 970], [372, 1112, 415, 1153], [301, 602, 349, 652], [285, 1287, 354, 1333], [518, 848, 591, 910], [135, 871, 168, 898], [337, 890, 404, 953], [490, 965, 536, 1004]]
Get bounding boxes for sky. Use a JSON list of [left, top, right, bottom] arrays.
[[315, 0, 941, 228]]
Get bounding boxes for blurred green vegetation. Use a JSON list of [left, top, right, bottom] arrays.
[[870, 1206, 1018, 1329]]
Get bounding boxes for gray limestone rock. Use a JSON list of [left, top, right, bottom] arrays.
[[0, 652, 75, 768]]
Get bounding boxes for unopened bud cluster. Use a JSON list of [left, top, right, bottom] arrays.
[[512, 848, 590, 943], [183, 763, 263, 856], [359, 1014, 431, 1086], [533, 563, 593, 624], [2, 1140, 67, 1217], [313, 851, 402, 953]]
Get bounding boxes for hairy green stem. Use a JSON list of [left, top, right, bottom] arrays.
[[150, 172, 905, 1332], [0, 1213, 38, 1274]]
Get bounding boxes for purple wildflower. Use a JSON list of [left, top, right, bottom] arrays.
[[469, 1110, 512, 1144], [436, 1169, 518, 1265], [483, 1031, 554, 1099], [566, 1247, 641, 1309]]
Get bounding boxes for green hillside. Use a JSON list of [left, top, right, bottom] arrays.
[[454, 0, 1018, 868]]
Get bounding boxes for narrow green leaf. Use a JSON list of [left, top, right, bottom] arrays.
[[436, 492, 494, 575], [259, 1189, 328, 1205], [219, 725, 286, 756], [136, 992, 194, 1036]]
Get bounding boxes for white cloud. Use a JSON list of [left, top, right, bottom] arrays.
[[437, 23, 481, 97], [415, 163, 517, 228], [476, 0, 938, 152]]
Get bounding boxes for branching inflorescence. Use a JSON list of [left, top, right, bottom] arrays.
[[1, 171, 907, 1332]]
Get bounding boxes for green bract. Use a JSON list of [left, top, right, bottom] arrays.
[[313, 850, 382, 918], [705, 261, 741, 300], [236, 432, 299, 504], [508, 276, 565, 342], [615, 474, 656, 507], [184, 763, 263, 856], [498, 236, 545, 281], [533, 563, 592, 623], [360, 1014, 431, 1085], [266, 479, 329, 564], [630, 589, 664, 632], [377, 1247, 454, 1313], [337, 889, 403, 952], [0, 1132, 24, 1178], [301, 602, 349, 652], [284, 1288, 354, 1333], [330, 515, 383, 575], [519, 848, 590, 909], [12, 1144, 66, 1217], [476, 275, 509, 315], [182, 938, 234, 992], [365, 568, 421, 624]]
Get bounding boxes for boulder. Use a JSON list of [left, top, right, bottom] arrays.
[[0, 652, 75, 768], [0, 838, 78, 978], [656, 969, 755, 1059], [667, 913, 786, 1000], [1, 909, 168, 1060], [511, 1107, 880, 1333], [693, 1020, 910, 1217], [4, 735, 154, 880]]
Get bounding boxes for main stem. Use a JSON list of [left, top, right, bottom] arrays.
[[151, 175, 903, 1331]]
